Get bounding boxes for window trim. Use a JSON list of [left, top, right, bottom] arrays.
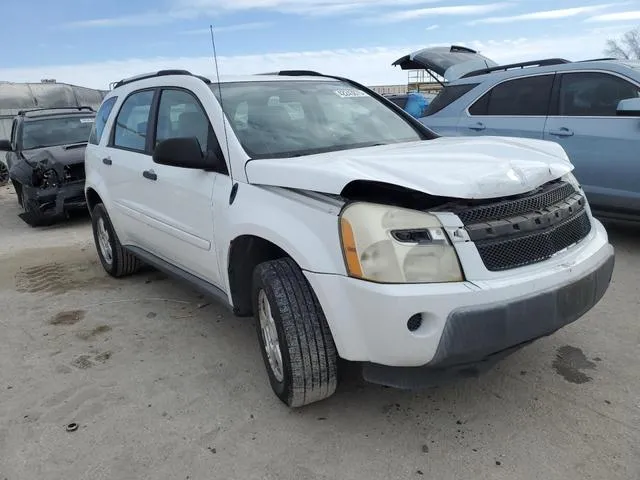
[[152, 86, 229, 175], [108, 87, 158, 154], [89, 96, 118, 146], [465, 72, 557, 118], [548, 69, 640, 119]]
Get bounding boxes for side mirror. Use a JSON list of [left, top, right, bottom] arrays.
[[616, 97, 640, 117], [152, 137, 221, 170], [0, 139, 12, 151]]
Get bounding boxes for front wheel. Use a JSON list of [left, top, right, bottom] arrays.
[[252, 258, 338, 407], [91, 203, 141, 277]]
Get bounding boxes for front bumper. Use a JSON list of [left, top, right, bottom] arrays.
[[304, 219, 615, 380], [20, 181, 86, 226]]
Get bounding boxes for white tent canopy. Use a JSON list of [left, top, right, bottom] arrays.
[[0, 81, 107, 140]]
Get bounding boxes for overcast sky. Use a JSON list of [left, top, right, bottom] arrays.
[[0, 0, 638, 88]]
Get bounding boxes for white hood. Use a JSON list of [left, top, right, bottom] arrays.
[[244, 136, 574, 199]]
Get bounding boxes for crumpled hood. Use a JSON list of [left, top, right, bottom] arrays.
[[245, 136, 574, 199], [22, 144, 86, 166]]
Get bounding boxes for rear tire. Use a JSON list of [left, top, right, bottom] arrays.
[[252, 257, 338, 407], [91, 203, 141, 278]]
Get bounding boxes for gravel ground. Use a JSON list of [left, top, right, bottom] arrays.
[[0, 183, 638, 480]]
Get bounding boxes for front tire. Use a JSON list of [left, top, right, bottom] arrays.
[[91, 203, 141, 278], [252, 258, 338, 408]]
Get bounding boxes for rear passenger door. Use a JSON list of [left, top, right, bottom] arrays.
[[104, 88, 157, 247], [459, 74, 555, 139], [142, 87, 228, 287], [543, 71, 640, 215]]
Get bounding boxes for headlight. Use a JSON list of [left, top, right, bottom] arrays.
[[339, 202, 464, 284]]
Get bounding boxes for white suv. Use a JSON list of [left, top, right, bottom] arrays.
[[84, 69, 615, 407]]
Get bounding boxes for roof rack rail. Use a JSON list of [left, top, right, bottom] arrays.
[[113, 69, 211, 89], [575, 57, 618, 63], [460, 58, 571, 79], [256, 70, 326, 77], [17, 106, 95, 116]]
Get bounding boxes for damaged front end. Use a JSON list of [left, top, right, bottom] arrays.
[[11, 149, 87, 227]]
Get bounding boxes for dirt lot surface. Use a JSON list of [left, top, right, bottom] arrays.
[[0, 183, 639, 480]]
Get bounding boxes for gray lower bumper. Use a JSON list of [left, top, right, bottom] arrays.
[[362, 249, 615, 389]]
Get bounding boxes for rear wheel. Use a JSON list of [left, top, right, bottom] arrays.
[[91, 203, 141, 277], [252, 257, 338, 407]]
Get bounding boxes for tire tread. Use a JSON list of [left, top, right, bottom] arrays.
[[255, 258, 337, 407]]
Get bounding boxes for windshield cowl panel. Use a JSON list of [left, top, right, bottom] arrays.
[[211, 80, 423, 159]]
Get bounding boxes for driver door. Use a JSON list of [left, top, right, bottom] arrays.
[[140, 87, 228, 287]]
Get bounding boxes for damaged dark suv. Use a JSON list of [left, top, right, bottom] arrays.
[[0, 107, 95, 226]]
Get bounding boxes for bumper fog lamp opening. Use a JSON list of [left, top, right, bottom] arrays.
[[407, 314, 423, 332]]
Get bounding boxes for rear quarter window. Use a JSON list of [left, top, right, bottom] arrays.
[[424, 83, 478, 116]]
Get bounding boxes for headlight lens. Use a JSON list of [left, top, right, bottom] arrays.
[[339, 202, 464, 284]]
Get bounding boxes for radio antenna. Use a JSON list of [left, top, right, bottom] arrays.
[[209, 24, 234, 181]]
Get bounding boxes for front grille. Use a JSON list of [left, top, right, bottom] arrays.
[[454, 180, 576, 224], [475, 210, 592, 271], [451, 180, 592, 271]]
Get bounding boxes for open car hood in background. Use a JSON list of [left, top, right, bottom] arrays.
[[392, 45, 498, 82]]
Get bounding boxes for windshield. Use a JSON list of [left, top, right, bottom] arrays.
[[21, 115, 95, 150], [211, 80, 423, 158]]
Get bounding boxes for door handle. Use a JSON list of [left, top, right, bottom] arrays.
[[548, 127, 574, 137], [142, 169, 157, 181], [102, 157, 112, 165], [468, 122, 486, 131]]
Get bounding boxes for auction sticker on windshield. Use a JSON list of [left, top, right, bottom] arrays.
[[334, 88, 368, 98], [80, 118, 95, 123]]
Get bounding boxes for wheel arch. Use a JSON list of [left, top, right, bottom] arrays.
[[85, 187, 103, 213], [227, 234, 294, 317]]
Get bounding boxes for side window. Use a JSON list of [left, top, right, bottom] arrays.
[[426, 83, 478, 116], [469, 75, 554, 116], [155, 89, 216, 154], [112, 90, 154, 152], [89, 96, 117, 145], [557, 72, 640, 117]]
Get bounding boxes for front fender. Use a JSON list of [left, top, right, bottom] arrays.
[[220, 183, 347, 277]]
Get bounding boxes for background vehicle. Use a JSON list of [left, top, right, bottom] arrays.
[[0, 107, 96, 226], [395, 47, 640, 223], [84, 69, 613, 408], [384, 92, 435, 118], [0, 81, 106, 186]]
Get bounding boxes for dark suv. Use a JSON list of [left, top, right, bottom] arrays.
[[0, 107, 96, 226]]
